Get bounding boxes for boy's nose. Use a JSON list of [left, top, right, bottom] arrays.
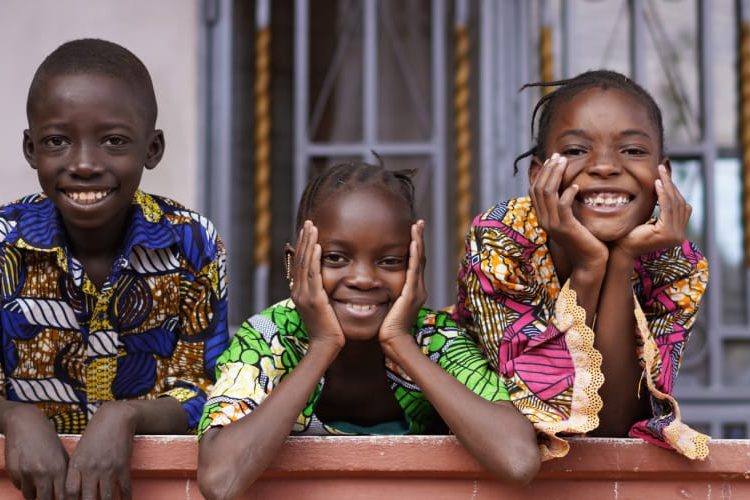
[[69, 144, 102, 176]]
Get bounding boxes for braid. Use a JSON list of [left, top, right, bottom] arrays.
[[513, 69, 665, 174], [295, 160, 417, 232]]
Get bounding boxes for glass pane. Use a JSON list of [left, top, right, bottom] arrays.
[[722, 422, 747, 439], [377, 0, 432, 141], [567, 0, 630, 76], [677, 322, 709, 387], [723, 340, 750, 386], [641, 0, 700, 146], [714, 158, 746, 324], [670, 160, 704, 247], [309, 0, 364, 142], [713, 1, 738, 148]]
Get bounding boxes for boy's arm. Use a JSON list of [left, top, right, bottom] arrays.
[[0, 400, 69, 500], [64, 397, 187, 500]]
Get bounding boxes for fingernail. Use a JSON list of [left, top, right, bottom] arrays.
[[658, 164, 666, 174], [551, 152, 559, 160], [655, 179, 663, 189]]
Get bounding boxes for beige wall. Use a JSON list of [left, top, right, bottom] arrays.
[[0, 0, 200, 208]]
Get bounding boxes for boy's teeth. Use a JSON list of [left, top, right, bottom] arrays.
[[582, 193, 629, 207], [65, 190, 110, 204]]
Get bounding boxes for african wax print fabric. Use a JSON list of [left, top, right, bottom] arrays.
[[455, 197, 710, 460], [198, 300, 508, 437], [0, 191, 229, 432]]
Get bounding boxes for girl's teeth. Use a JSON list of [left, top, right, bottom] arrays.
[[66, 191, 110, 204]]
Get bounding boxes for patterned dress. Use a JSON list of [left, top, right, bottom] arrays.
[[0, 191, 229, 432], [455, 197, 709, 460], [198, 300, 508, 436]]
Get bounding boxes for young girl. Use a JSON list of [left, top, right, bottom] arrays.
[[455, 70, 709, 461], [197, 163, 540, 498]]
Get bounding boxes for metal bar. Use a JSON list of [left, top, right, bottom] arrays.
[[629, 0, 646, 83], [363, 0, 377, 161], [479, 0, 497, 210], [697, 0, 721, 390], [306, 142, 437, 156], [561, 0, 574, 78], [431, 0, 448, 308], [293, 0, 310, 224]]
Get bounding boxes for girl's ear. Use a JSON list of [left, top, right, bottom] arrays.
[[283, 243, 295, 281], [661, 158, 672, 175], [145, 130, 165, 170], [528, 156, 545, 185]]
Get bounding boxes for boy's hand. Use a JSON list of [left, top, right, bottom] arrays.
[[530, 154, 608, 268], [290, 220, 346, 352], [614, 164, 691, 259], [2, 404, 68, 500], [65, 401, 136, 500], [379, 220, 427, 349]]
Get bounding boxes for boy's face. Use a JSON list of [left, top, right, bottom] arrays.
[[311, 187, 411, 342], [23, 72, 164, 239], [531, 87, 664, 242]]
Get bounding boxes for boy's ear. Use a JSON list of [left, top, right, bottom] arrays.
[[23, 130, 37, 169], [528, 156, 544, 185], [144, 130, 165, 170]]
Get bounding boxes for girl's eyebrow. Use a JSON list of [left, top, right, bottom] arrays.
[[556, 128, 590, 140], [619, 129, 652, 140]]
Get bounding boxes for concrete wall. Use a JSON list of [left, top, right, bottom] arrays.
[[0, 436, 746, 499], [0, 0, 201, 208]]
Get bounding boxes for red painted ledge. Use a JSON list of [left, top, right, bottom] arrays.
[[0, 436, 748, 498]]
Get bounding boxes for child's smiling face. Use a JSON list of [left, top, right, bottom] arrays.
[[534, 87, 664, 242], [23, 72, 163, 242], [311, 186, 412, 341]]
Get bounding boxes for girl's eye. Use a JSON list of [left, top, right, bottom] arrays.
[[622, 147, 648, 156], [379, 256, 406, 268], [560, 146, 586, 157], [322, 253, 347, 265], [42, 136, 68, 148]]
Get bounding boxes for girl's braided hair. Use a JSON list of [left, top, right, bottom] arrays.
[[513, 69, 665, 174]]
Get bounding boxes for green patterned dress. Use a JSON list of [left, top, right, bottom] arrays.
[[198, 299, 508, 436]]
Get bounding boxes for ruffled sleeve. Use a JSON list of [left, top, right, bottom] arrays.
[[455, 199, 604, 460], [629, 241, 710, 460]]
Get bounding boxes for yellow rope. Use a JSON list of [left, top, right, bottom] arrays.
[[454, 24, 472, 263], [540, 25, 554, 92], [741, 24, 750, 267], [254, 27, 271, 268]]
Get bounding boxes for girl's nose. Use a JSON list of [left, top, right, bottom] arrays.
[[345, 262, 380, 289], [586, 150, 622, 177]]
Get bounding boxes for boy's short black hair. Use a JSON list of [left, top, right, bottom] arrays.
[[514, 69, 664, 173], [26, 38, 158, 128]]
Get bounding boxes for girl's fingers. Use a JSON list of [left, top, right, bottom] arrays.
[[558, 183, 579, 224]]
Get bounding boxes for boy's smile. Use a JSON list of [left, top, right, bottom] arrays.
[[535, 87, 664, 242], [23, 72, 164, 250], [311, 186, 412, 341]]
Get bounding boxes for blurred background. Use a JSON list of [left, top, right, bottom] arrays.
[[1, 0, 748, 438]]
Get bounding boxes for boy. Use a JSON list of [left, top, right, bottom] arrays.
[[0, 39, 228, 499]]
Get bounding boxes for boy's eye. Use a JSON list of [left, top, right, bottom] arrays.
[[103, 136, 129, 147], [42, 136, 69, 148]]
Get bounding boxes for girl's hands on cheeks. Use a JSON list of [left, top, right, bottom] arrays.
[[379, 220, 427, 349], [614, 164, 691, 258], [290, 220, 346, 352], [530, 153, 608, 268]]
